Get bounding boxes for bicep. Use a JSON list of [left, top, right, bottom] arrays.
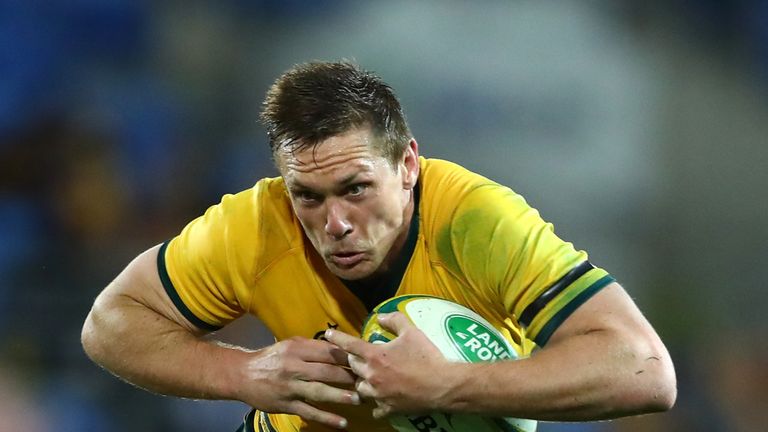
[[96, 244, 205, 336], [546, 282, 665, 355]]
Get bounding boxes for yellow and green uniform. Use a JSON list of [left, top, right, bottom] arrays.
[[159, 157, 614, 432]]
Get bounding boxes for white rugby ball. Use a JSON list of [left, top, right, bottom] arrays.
[[361, 295, 537, 432]]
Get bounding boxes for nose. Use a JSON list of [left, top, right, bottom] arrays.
[[324, 199, 353, 239]]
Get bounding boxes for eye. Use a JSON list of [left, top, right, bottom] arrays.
[[294, 190, 322, 205], [346, 183, 369, 197]]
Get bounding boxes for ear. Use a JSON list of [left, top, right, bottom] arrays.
[[401, 138, 420, 189]]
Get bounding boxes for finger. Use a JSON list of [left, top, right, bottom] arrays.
[[376, 312, 413, 336], [372, 404, 392, 419], [286, 338, 351, 366], [354, 377, 377, 400], [328, 344, 351, 367], [325, 328, 370, 357], [298, 380, 361, 406], [295, 362, 358, 385], [346, 352, 368, 378], [288, 399, 351, 430]]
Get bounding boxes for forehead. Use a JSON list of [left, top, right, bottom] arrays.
[[277, 129, 390, 184]]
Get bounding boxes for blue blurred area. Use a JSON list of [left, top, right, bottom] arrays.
[[0, 0, 148, 136], [1, 1, 767, 431]]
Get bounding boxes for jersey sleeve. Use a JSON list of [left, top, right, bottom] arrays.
[[159, 190, 259, 331], [449, 184, 615, 347]]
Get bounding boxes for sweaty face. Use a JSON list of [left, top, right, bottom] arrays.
[[277, 128, 418, 280]]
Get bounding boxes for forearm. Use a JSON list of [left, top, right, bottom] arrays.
[[442, 327, 675, 421], [83, 245, 359, 429], [82, 292, 250, 402]]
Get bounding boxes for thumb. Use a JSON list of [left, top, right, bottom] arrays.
[[377, 312, 413, 336]]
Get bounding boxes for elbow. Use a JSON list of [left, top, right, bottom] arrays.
[[81, 311, 100, 363], [657, 385, 677, 412], [634, 352, 677, 414], [640, 379, 676, 415], [81, 290, 122, 367], [81, 303, 111, 367], [649, 359, 677, 412], [607, 341, 677, 418], [607, 359, 676, 419]]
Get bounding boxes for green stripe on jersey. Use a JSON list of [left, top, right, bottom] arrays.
[[533, 275, 614, 346], [157, 241, 222, 332]]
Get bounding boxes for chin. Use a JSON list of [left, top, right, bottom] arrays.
[[332, 269, 371, 281], [328, 263, 377, 281]]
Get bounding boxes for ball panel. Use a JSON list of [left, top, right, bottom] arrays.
[[443, 314, 518, 362], [360, 295, 537, 432], [389, 412, 505, 432]]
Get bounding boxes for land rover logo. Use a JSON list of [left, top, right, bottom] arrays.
[[444, 314, 515, 362]]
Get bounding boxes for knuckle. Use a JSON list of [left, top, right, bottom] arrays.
[[272, 357, 298, 379], [271, 341, 305, 371], [279, 337, 301, 353], [298, 381, 322, 401], [288, 400, 314, 419], [369, 349, 388, 364], [354, 379, 365, 393], [282, 381, 304, 400], [368, 375, 384, 388]]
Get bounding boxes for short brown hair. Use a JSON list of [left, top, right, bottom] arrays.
[[260, 61, 411, 165]]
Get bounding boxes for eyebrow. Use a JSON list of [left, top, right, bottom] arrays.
[[337, 173, 363, 186], [288, 173, 365, 193]]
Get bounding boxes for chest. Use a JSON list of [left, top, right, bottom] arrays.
[[248, 244, 488, 341]]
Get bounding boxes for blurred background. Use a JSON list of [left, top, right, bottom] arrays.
[[1, 1, 767, 431]]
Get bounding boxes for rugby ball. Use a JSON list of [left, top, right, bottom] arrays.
[[361, 295, 537, 432]]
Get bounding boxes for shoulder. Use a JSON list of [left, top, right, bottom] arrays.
[[174, 176, 304, 272], [419, 157, 530, 227], [420, 157, 493, 190], [197, 177, 292, 235], [418, 158, 542, 272], [221, 176, 288, 214]]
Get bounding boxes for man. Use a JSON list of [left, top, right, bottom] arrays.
[[81, 61, 676, 431]]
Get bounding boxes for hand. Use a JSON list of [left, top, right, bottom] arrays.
[[239, 336, 360, 429], [325, 312, 454, 419]]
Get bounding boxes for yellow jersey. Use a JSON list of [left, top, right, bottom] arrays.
[[160, 157, 614, 432]]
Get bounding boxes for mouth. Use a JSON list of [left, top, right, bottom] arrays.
[[329, 251, 366, 268]]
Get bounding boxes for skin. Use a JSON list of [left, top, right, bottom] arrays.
[[82, 125, 676, 428], [81, 127, 419, 430], [81, 244, 359, 429], [277, 127, 420, 281], [326, 285, 677, 421]]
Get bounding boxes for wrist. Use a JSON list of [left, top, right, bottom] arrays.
[[201, 341, 256, 402], [436, 362, 479, 413]]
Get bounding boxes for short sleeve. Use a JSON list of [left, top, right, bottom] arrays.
[[449, 184, 614, 346], [159, 190, 260, 330]]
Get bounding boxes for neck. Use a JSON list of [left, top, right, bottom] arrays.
[[374, 188, 416, 277]]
